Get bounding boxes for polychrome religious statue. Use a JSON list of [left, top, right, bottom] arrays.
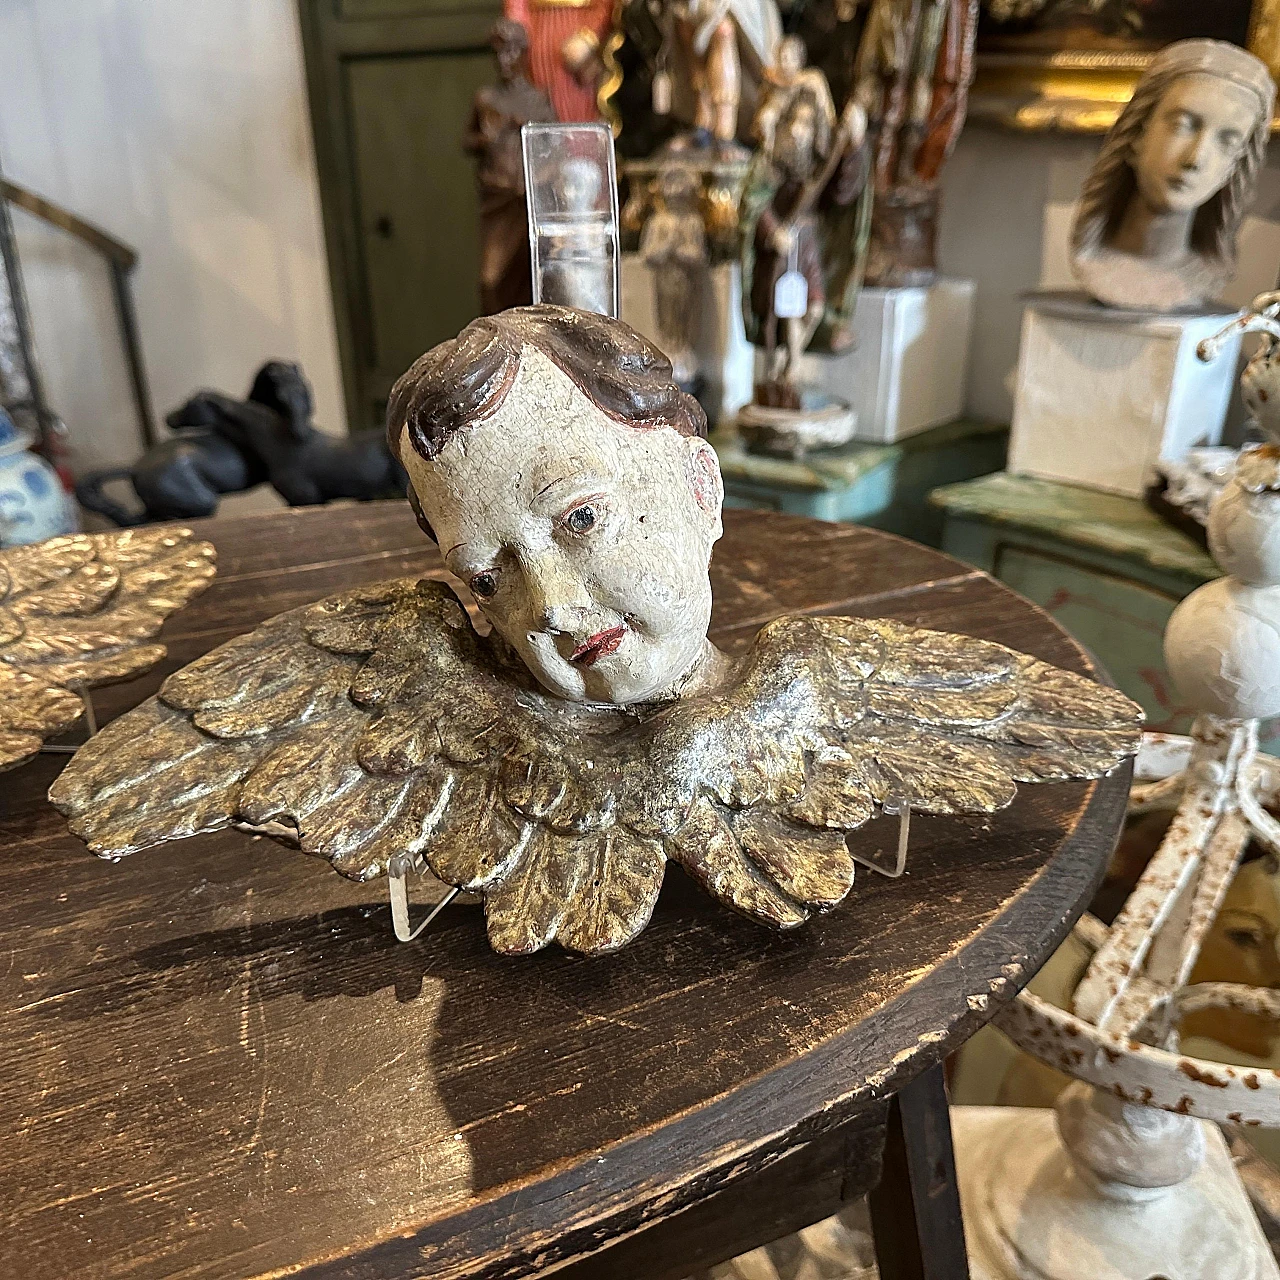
[[656, 0, 783, 146], [851, 0, 980, 287], [639, 163, 708, 387], [464, 20, 557, 314], [1071, 39, 1274, 313], [53, 306, 1143, 956], [740, 50, 870, 402], [505, 0, 614, 122]]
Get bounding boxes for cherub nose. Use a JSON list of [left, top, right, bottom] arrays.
[[521, 549, 591, 632]]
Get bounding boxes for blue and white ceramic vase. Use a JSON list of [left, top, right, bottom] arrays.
[[0, 409, 78, 547]]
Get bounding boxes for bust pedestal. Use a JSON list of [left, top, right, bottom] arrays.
[[620, 259, 974, 443], [1007, 292, 1241, 499], [797, 279, 976, 444]]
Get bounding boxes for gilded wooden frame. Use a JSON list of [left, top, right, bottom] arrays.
[[968, 0, 1280, 132]]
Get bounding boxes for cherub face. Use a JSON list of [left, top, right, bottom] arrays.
[[1132, 74, 1258, 215], [401, 347, 724, 705]]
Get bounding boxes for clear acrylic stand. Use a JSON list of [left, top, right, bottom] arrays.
[[851, 802, 912, 879], [384, 803, 914, 943], [522, 121, 620, 318], [387, 852, 462, 942], [40, 683, 98, 754]]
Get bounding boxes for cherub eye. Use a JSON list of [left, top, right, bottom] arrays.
[[563, 504, 597, 534], [469, 571, 498, 599]]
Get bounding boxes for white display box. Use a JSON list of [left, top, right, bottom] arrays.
[[797, 278, 976, 443], [620, 254, 753, 427], [1007, 292, 1241, 499]]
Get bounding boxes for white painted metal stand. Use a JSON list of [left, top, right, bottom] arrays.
[[957, 299, 1280, 1279], [957, 1102, 1276, 1280]]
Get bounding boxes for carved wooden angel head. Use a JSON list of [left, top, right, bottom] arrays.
[[388, 306, 725, 706], [53, 310, 1143, 956]]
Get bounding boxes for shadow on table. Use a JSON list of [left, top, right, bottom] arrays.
[[26, 901, 463, 1015], [26, 806, 1016, 1200]]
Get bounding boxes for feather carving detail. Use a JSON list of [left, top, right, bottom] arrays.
[[0, 528, 216, 770], [50, 577, 1142, 954]]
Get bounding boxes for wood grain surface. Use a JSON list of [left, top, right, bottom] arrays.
[[0, 502, 1129, 1280]]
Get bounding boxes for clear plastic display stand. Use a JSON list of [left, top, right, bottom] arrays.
[[522, 121, 620, 318], [384, 804, 914, 943]]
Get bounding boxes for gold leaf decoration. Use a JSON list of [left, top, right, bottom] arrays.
[[0, 528, 216, 771], [51, 577, 1143, 955]]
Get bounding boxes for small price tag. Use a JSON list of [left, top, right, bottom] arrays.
[[774, 269, 808, 319], [652, 70, 672, 116]]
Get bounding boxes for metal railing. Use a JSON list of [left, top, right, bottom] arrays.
[[1, 176, 156, 449]]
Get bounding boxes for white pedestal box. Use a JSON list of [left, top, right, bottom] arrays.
[[796, 278, 976, 444], [620, 254, 753, 428], [1007, 293, 1241, 499]]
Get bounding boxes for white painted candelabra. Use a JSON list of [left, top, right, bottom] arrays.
[[960, 298, 1280, 1280]]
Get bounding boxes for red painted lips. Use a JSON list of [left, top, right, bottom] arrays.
[[569, 626, 627, 667]]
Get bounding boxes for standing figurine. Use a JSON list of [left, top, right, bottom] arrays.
[[464, 20, 557, 314], [754, 35, 836, 155], [640, 164, 707, 387], [1071, 39, 1274, 313], [740, 65, 869, 402], [505, 0, 614, 121], [656, 0, 783, 147], [851, 0, 979, 287]]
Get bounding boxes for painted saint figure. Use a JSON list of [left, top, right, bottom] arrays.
[[504, 0, 614, 121], [1070, 39, 1274, 313], [663, 0, 783, 145], [740, 63, 869, 400], [464, 20, 557, 314], [851, 0, 980, 287], [640, 165, 708, 387], [754, 35, 836, 155]]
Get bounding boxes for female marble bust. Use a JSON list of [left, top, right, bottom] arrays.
[[1071, 39, 1275, 313]]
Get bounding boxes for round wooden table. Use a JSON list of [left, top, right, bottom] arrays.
[[0, 504, 1130, 1280]]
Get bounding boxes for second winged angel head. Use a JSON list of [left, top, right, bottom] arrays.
[[53, 306, 1143, 955]]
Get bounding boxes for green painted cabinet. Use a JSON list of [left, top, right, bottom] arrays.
[[713, 418, 1009, 547], [299, 0, 500, 431], [932, 472, 1278, 753]]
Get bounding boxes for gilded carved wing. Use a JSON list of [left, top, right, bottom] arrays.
[[1, 528, 216, 771], [51, 577, 1141, 954]]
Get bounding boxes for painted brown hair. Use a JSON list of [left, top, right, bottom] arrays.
[[388, 305, 706, 467]]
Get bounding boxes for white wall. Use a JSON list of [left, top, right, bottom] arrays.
[[939, 122, 1280, 426], [0, 0, 346, 474]]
